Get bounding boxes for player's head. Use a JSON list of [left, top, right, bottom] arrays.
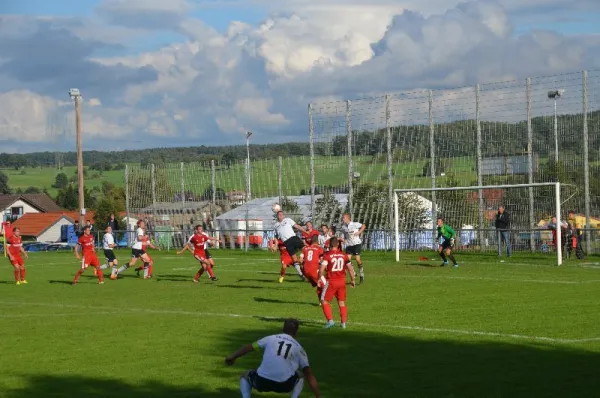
[[86, 220, 91, 225], [436, 217, 444, 227], [330, 237, 339, 249], [320, 224, 329, 234], [276, 211, 285, 221], [138, 220, 145, 229], [110, 213, 115, 219], [195, 224, 203, 233], [311, 235, 319, 245], [342, 213, 351, 223], [330, 225, 337, 234], [551, 216, 557, 223], [105, 226, 112, 233], [498, 206, 505, 213], [568, 210, 575, 218], [13, 227, 20, 236], [83, 225, 91, 235], [282, 318, 300, 336], [306, 221, 313, 230]]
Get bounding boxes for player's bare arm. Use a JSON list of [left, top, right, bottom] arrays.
[[294, 223, 307, 234], [176, 244, 192, 255], [20, 245, 28, 259], [355, 224, 366, 236], [302, 366, 321, 398], [74, 244, 81, 260], [224, 343, 255, 366], [318, 261, 327, 280]]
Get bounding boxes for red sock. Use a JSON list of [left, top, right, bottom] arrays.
[[20, 267, 26, 281], [322, 302, 333, 321], [340, 306, 348, 323], [148, 264, 153, 276], [14, 270, 20, 282], [96, 267, 104, 282], [280, 267, 286, 277], [135, 266, 142, 271], [73, 269, 84, 283], [207, 266, 215, 278], [194, 269, 203, 281]]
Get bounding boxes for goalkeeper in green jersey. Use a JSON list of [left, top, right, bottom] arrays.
[[436, 217, 459, 268]]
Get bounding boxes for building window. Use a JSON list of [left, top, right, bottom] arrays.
[[11, 207, 23, 219]]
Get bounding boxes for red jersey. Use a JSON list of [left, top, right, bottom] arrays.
[[8, 235, 22, 257], [322, 249, 350, 280], [302, 230, 320, 246], [189, 233, 209, 256], [78, 234, 95, 255], [2, 222, 14, 239], [302, 244, 324, 274], [274, 239, 293, 266], [141, 235, 150, 253], [323, 236, 342, 251]]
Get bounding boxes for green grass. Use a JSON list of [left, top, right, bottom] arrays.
[[1, 250, 600, 397], [3, 166, 124, 197]]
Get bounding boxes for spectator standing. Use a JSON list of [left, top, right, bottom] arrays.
[[107, 213, 119, 231], [495, 206, 511, 257]]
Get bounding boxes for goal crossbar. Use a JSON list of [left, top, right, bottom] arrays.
[[393, 182, 562, 266]]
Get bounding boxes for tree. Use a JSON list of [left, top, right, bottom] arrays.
[[0, 171, 10, 194], [55, 185, 78, 210], [24, 186, 41, 194], [94, 197, 125, 227], [436, 174, 478, 229], [221, 152, 237, 169], [53, 173, 69, 189], [314, 192, 343, 226]]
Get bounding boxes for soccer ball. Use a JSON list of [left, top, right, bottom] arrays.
[[272, 203, 281, 213]]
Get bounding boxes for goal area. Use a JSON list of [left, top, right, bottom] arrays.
[[393, 183, 566, 266]]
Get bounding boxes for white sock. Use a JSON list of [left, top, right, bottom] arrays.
[[359, 265, 364, 277], [111, 266, 118, 276], [240, 377, 252, 398], [294, 263, 303, 277], [99, 263, 109, 270], [291, 378, 305, 398], [143, 265, 149, 278]]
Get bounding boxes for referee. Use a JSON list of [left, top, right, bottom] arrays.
[[274, 211, 307, 279]]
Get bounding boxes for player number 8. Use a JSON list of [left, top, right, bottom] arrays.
[[307, 251, 313, 261]]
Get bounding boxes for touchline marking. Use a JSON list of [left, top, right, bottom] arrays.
[[0, 311, 117, 318], [0, 301, 596, 344]]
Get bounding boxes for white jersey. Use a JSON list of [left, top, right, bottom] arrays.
[[318, 234, 327, 247], [342, 221, 363, 246], [274, 218, 296, 242], [132, 227, 144, 250], [255, 334, 309, 382], [103, 233, 115, 250]]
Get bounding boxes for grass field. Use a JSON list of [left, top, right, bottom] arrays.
[[2, 250, 600, 397]]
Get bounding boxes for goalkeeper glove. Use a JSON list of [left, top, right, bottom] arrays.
[[449, 238, 455, 247]]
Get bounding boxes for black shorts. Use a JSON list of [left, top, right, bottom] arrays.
[[131, 248, 144, 258], [104, 250, 116, 262], [248, 370, 299, 393], [440, 239, 453, 250], [345, 244, 362, 256], [205, 249, 212, 259], [283, 236, 304, 256]]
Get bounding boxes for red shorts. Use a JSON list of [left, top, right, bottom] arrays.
[[194, 253, 207, 263], [81, 253, 100, 269], [280, 252, 293, 267], [305, 269, 326, 288], [144, 252, 153, 263], [322, 279, 346, 302], [10, 255, 24, 266]]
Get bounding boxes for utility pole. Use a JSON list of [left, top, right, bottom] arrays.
[[69, 88, 85, 228]]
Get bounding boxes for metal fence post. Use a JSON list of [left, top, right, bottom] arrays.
[[151, 163, 157, 228], [346, 100, 353, 215], [309, 104, 316, 217], [583, 70, 591, 255], [526, 78, 535, 252], [385, 95, 393, 228], [211, 160, 218, 247], [180, 162, 185, 229], [244, 159, 249, 252], [476, 84, 485, 250], [125, 164, 130, 246], [429, 90, 437, 248], [278, 156, 283, 205]]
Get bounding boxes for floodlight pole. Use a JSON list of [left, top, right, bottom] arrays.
[[69, 89, 85, 228], [246, 132, 252, 201], [548, 90, 563, 164]]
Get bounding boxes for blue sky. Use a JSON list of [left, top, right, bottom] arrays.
[[0, 0, 599, 153]]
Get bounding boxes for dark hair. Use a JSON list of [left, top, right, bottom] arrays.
[[330, 226, 337, 233], [83, 225, 91, 231], [283, 318, 300, 335], [195, 224, 203, 230], [311, 235, 319, 244], [277, 211, 284, 216], [568, 210, 575, 214], [437, 217, 444, 222], [330, 237, 339, 248], [320, 224, 328, 229]]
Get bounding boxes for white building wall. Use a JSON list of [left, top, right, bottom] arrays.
[[38, 218, 73, 243], [3, 199, 41, 217]]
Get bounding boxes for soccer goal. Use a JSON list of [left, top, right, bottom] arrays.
[[393, 182, 567, 266]]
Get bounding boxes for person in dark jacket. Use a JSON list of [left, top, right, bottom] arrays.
[[107, 213, 119, 231], [495, 206, 511, 257]]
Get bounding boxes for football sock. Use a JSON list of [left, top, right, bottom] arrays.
[[439, 252, 447, 262], [280, 267, 286, 277], [340, 306, 348, 323], [134, 266, 143, 271], [358, 264, 364, 277], [73, 269, 84, 283], [148, 264, 153, 276], [448, 254, 457, 265], [99, 263, 110, 270], [20, 267, 26, 281], [240, 377, 252, 398], [14, 270, 20, 282], [322, 302, 333, 321], [117, 264, 130, 274], [111, 265, 118, 275], [96, 268, 104, 282], [195, 269, 204, 280], [291, 378, 305, 398], [207, 266, 215, 278], [143, 263, 149, 278], [293, 263, 303, 276]]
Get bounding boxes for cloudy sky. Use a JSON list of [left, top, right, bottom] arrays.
[[0, 0, 599, 154]]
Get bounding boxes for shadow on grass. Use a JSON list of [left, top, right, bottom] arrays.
[[213, 322, 600, 398], [2, 375, 237, 398], [254, 297, 319, 307]]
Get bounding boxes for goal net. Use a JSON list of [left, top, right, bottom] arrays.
[[393, 182, 573, 266]]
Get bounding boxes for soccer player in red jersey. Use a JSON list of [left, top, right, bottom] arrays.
[[7, 228, 28, 285], [301, 222, 320, 246], [177, 225, 218, 282], [270, 238, 301, 283], [73, 225, 104, 285], [300, 235, 326, 304], [134, 235, 159, 279], [319, 238, 355, 329]]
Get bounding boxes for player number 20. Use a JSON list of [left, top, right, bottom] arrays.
[[277, 341, 292, 359], [331, 257, 345, 272]]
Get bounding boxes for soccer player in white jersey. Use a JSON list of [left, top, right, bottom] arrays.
[[225, 319, 320, 398], [341, 213, 366, 284], [99, 226, 119, 279], [113, 220, 151, 279], [274, 211, 307, 279]]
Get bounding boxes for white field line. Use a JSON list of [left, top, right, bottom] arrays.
[[0, 311, 117, 318], [0, 301, 596, 344]]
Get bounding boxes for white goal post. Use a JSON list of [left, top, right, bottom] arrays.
[[393, 182, 563, 266]]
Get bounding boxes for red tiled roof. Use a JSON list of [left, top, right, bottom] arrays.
[[51, 211, 96, 223], [11, 213, 70, 237]]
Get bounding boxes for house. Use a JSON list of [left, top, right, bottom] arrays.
[[0, 194, 62, 223], [11, 213, 74, 243]]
